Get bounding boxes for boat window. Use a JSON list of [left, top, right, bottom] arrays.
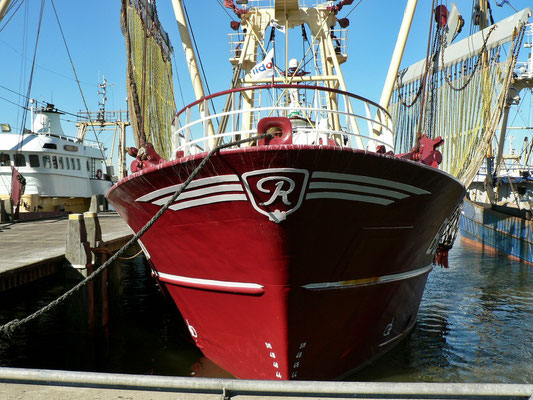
[[87, 160, 90, 171], [76, 158, 81, 170], [65, 157, 70, 169], [29, 154, 40, 168], [58, 157, 64, 169], [14, 153, 26, 167], [63, 144, 78, 152], [0, 153, 10, 166], [71, 158, 76, 169], [52, 156, 58, 169], [42, 155, 51, 168], [43, 143, 57, 150]]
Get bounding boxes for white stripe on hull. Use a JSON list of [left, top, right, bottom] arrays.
[[311, 171, 431, 195], [136, 174, 241, 202], [305, 192, 394, 205], [154, 265, 432, 294], [169, 193, 247, 211], [152, 184, 244, 206], [309, 181, 410, 199], [302, 265, 433, 290], [135, 169, 431, 214], [154, 271, 264, 292]]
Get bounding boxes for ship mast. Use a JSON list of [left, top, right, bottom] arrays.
[[0, 0, 11, 23], [76, 77, 130, 180], [170, 0, 216, 148], [379, 0, 418, 112], [226, 0, 367, 148], [375, 0, 418, 150]]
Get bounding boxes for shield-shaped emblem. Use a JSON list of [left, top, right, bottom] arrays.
[[242, 168, 309, 223]]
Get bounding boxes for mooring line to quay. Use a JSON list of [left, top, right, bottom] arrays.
[[0, 133, 271, 337]]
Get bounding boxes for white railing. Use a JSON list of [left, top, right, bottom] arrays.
[[171, 85, 394, 158]]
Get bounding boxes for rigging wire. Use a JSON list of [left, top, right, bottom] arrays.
[[0, 0, 24, 33], [215, 0, 235, 21], [17, 0, 45, 153], [0, 95, 29, 111], [15, 0, 29, 135], [344, 0, 365, 18], [49, 0, 106, 160], [0, 37, 93, 85], [172, 52, 186, 108], [0, 84, 91, 120], [181, 0, 218, 119]]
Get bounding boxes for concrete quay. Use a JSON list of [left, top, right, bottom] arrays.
[[0, 212, 133, 291]]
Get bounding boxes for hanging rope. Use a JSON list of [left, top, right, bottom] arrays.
[[0, 132, 273, 338]]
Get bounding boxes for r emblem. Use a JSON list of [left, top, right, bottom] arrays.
[[242, 168, 309, 223]]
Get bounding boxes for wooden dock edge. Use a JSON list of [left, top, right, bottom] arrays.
[[0, 216, 134, 293]]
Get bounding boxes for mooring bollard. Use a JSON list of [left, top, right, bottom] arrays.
[[65, 213, 91, 270], [84, 212, 102, 249], [0, 199, 13, 223], [89, 194, 108, 213], [0, 200, 7, 223]]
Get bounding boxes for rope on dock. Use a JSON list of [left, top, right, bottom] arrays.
[[0, 133, 272, 338]]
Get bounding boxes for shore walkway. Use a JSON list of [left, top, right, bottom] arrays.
[[0, 212, 133, 290]]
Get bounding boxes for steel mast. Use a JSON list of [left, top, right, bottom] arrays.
[[0, 0, 11, 23], [170, 0, 216, 149]]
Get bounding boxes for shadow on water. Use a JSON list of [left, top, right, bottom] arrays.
[[1, 235, 532, 382], [0, 257, 202, 377]]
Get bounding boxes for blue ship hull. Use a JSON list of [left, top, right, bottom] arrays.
[[460, 198, 533, 263]]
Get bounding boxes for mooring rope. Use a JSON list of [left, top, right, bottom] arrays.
[[0, 133, 272, 338]]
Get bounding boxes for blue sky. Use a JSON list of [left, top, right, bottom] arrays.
[[0, 0, 530, 155]]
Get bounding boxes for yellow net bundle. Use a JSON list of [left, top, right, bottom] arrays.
[[389, 24, 526, 188], [122, 0, 176, 160]]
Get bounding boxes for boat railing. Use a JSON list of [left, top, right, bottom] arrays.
[[229, 27, 348, 65], [77, 110, 130, 124], [29, 131, 106, 154], [330, 28, 348, 56], [234, 1, 331, 9], [171, 84, 394, 158], [515, 23, 532, 79]]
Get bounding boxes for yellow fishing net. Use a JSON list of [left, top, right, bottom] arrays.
[[122, 0, 176, 160], [389, 24, 525, 188]]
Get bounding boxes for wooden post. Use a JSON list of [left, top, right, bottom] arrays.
[[65, 214, 91, 270]]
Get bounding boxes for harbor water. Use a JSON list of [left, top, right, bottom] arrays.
[[0, 236, 532, 383]]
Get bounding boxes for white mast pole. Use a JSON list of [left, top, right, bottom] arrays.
[[0, 0, 11, 24], [170, 0, 216, 148], [378, 0, 418, 110]]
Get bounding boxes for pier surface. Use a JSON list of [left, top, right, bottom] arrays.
[[0, 212, 133, 290]]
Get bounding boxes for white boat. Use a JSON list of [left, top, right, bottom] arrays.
[[0, 103, 111, 218]]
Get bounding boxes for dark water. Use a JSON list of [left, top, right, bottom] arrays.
[[1, 236, 532, 382]]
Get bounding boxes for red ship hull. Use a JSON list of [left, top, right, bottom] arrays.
[[107, 144, 465, 380]]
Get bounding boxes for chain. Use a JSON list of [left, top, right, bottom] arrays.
[[441, 24, 497, 92], [397, 82, 424, 108]]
